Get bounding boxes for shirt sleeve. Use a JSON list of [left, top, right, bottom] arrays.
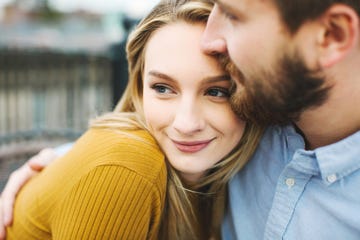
[[51, 165, 164, 240], [53, 142, 74, 157]]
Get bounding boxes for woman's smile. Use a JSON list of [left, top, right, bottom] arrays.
[[171, 139, 215, 153]]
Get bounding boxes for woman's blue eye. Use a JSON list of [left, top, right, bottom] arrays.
[[152, 84, 173, 94], [206, 88, 230, 97], [155, 86, 167, 93]]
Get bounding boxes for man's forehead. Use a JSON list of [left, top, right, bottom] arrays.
[[213, 0, 250, 7], [214, 0, 272, 12]]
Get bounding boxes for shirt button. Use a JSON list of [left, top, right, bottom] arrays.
[[327, 174, 337, 183], [285, 178, 295, 188]]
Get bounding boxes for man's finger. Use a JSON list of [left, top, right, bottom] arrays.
[[1, 165, 36, 226], [28, 148, 57, 171], [0, 198, 6, 240]]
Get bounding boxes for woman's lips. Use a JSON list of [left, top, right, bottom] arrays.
[[172, 139, 213, 153]]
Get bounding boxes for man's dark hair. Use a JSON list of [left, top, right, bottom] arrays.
[[274, 0, 360, 33]]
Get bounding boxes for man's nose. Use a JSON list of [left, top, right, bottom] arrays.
[[201, 6, 227, 55]]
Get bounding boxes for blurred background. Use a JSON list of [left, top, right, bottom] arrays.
[[0, 0, 160, 189]]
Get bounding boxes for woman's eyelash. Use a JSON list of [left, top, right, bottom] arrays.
[[206, 87, 230, 97], [151, 84, 174, 94]]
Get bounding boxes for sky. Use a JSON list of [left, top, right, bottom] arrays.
[[0, 0, 161, 17]]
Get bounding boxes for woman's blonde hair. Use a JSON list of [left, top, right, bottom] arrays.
[[92, 0, 264, 239]]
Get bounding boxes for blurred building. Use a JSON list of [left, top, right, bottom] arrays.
[[0, 0, 140, 188], [0, 0, 126, 53]]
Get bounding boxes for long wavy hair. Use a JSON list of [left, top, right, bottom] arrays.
[[91, 0, 264, 239]]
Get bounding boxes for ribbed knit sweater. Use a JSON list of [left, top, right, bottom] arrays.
[[7, 128, 167, 239]]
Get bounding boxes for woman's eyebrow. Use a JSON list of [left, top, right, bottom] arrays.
[[202, 75, 231, 84], [148, 70, 176, 82], [148, 70, 229, 84]]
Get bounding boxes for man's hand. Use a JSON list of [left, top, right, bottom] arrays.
[[0, 148, 57, 240]]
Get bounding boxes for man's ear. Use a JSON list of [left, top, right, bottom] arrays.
[[317, 4, 359, 68]]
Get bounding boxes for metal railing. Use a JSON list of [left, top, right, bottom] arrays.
[[0, 49, 115, 158], [0, 48, 120, 189], [0, 48, 121, 189]]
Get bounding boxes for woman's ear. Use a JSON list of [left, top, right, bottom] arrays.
[[317, 4, 359, 68]]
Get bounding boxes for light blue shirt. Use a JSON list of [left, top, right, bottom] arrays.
[[222, 125, 360, 240], [53, 142, 74, 156]]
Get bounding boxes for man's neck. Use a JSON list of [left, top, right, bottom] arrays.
[[296, 93, 360, 150]]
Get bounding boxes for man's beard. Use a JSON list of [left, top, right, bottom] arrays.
[[224, 51, 331, 126]]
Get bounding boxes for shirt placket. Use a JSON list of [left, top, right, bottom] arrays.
[[263, 153, 316, 240]]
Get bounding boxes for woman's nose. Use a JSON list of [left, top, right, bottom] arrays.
[[172, 101, 205, 135]]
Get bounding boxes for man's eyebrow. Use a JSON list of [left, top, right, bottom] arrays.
[[212, 0, 231, 11], [213, 0, 249, 23]]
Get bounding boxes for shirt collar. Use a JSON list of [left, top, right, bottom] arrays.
[[314, 131, 360, 185]]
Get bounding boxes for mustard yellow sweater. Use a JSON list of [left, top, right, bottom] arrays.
[[7, 128, 167, 239]]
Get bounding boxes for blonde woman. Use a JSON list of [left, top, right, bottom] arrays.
[[2, 0, 263, 239]]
